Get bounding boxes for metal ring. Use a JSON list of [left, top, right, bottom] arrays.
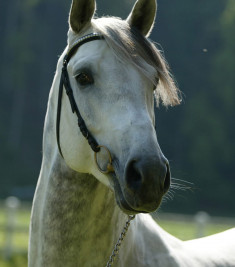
[[94, 145, 114, 174]]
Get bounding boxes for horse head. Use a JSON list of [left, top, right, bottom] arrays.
[[57, 0, 180, 214]]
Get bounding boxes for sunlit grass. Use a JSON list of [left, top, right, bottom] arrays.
[[157, 219, 234, 241], [0, 254, 27, 267], [158, 220, 196, 240]]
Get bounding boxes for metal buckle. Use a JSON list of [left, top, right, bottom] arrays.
[[94, 145, 114, 174]]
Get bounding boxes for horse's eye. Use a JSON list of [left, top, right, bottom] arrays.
[[76, 72, 94, 86]]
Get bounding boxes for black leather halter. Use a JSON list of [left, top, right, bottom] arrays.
[[56, 33, 104, 158]]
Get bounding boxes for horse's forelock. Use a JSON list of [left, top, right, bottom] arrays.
[[92, 17, 181, 106], [67, 17, 181, 106]]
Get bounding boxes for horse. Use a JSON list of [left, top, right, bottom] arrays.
[[28, 0, 235, 266]]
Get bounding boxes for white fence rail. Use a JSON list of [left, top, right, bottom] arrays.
[[0, 197, 235, 259]]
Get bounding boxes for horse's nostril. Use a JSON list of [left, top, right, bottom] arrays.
[[125, 160, 143, 191], [125, 158, 171, 195], [163, 163, 171, 193]]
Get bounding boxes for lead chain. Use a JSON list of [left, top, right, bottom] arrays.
[[106, 215, 135, 267]]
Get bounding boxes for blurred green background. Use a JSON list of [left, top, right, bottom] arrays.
[[0, 0, 235, 265]]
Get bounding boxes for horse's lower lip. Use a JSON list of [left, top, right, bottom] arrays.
[[118, 197, 147, 215], [111, 172, 146, 214]]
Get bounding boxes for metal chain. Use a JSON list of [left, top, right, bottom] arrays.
[[106, 215, 136, 267]]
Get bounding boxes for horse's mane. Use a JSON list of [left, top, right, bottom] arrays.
[[92, 17, 181, 106], [67, 16, 180, 106]]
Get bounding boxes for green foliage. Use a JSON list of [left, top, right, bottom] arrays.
[[154, 0, 235, 216], [213, 0, 235, 121]]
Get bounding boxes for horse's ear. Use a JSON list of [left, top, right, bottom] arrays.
[[127, 0, 157, 37], [69, 0, 96, 33]]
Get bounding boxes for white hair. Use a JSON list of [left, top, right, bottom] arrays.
[[92, 17, 181, 106]]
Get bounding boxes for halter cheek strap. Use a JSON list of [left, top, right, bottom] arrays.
[[56, 33, 104, 157]]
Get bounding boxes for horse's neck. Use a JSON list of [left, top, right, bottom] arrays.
[[117, 213, 182, 266], [29, 98, 127, 267], [31, 162, 182, 267], [30, 151, 128, 266]]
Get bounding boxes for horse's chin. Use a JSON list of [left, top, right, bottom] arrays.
[[116, 197, 146, 215], [111, 172, 154, 215]]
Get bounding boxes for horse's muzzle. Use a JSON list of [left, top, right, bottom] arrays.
[[116, 156, 171, 214]]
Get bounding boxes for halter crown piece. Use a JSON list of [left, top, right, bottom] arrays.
[[56, 33, 106, 157]]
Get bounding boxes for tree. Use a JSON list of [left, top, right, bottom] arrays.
[[153, 0, 234, 215]]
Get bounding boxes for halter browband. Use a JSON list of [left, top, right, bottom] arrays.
[[56, 33, 104, 158]]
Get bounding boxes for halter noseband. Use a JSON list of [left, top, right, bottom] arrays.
[[56, 33, 114, 173]]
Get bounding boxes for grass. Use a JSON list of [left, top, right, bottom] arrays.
[[0, 254, 27, 267], [157, 219, 234, 241], [0, 206, 234, 267]]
